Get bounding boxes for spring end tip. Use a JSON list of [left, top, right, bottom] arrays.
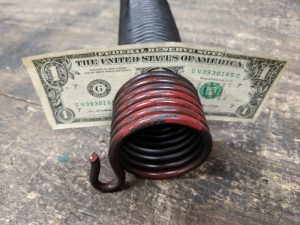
[[90, 152, 99, 162]]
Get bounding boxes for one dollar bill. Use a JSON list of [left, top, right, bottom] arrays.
[[23, 42, 287, 129]]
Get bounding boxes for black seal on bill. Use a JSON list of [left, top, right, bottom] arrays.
[[87, 79, 111, 98]]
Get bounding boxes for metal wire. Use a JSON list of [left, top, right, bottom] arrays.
[[118, 0, 181, 44], [89, 0, 213, 192]]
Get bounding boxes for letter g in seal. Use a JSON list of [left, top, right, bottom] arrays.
[[87, 79, 111, 98]]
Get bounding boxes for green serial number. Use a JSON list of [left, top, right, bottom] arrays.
[[192, 69, 241, 78], [75, 100, 113, 107]]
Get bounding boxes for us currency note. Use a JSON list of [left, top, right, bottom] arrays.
[[23, 42, 287, 129]]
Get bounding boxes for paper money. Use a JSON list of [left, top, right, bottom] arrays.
[[23, 42, 287, 129]]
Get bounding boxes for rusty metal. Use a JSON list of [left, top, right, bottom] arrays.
[[89, 0, 213, 192]]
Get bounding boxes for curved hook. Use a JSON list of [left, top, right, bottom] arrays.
[[89, 152, 125, 192]]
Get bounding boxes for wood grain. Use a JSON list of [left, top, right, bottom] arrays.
[[0, 0, 299, 224]]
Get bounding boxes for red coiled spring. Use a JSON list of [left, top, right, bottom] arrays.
[[90, 71, 213, 192]]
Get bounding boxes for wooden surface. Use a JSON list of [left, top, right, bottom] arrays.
[[0, 0, 299, 224]]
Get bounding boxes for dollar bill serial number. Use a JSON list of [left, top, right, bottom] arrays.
[[75, 100, 113, 108], [192, 69, 241, 78]]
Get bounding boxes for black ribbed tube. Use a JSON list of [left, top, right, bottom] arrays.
[[118, 0, 181, 44]]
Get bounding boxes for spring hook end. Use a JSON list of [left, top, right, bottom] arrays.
[[90, 152, 99, 162], [89, 151, 126, 193]]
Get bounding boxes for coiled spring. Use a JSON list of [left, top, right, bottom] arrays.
[[89, 0, 213, 192]]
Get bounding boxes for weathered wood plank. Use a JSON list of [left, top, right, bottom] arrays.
[[0, 0, 299, 224]]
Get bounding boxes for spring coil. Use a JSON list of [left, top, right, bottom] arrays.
[[89, 0, 213, 192], [118, 0, 181, 44]]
